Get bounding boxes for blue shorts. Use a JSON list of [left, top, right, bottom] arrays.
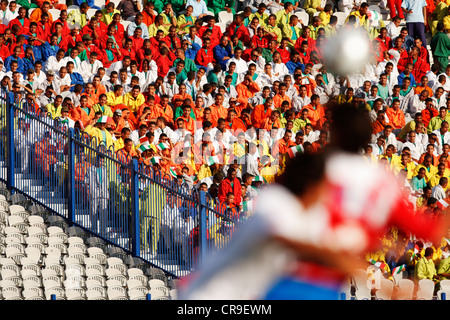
[[263, 277, 341, 300]]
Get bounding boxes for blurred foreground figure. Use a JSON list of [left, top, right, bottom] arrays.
[[178, 104, 450, 300]]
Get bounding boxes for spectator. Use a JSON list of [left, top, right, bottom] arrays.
[[218, 167, 242, 207], [415, 247, 440, 282]]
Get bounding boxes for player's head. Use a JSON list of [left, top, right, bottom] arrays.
[[329, 103, 372, 153], [276, 152, 326, 207]]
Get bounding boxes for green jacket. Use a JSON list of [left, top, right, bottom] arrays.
[[173, 58, 198, 74], [438, 257, 450, 280], [15, 0, 38, 10], [431, 31, 450, 58], [415, 257, 437, 281]]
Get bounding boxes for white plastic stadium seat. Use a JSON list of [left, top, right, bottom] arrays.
[[416, 279, 435, 300], [440, 280, 450, 290], [295, 11, 309, 27], [332, 12, 347, 26], [218, 11, 233, 24], [397, 279, 415, 300], [48, 9, 60, 20], [94, 0, 105, 9], [375, 279, 394, 300]]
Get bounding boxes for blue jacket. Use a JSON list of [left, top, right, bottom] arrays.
[[69, 72, 84, 92], [286, 61, 305, 74], [185, 43, 200, 62], [213, 44, 234, 70], [22, 57, 35, 77], [73, 0, 101, 10], [398, 72, 416, 87], [39, 42, 59, 63], [4, 56, 24, 74]]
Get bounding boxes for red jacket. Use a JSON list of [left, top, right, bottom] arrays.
[[85, 44, 104, 60], [0, 44, 10, 61], [226, 22, 251, 45], [66, 34, 83, 51], [195, 47, 214, 67], [37, 21, 52, 42], [218, 177, 242, 206], [131, 35, 144, 54], [100, 33, 122, 50], [8, 18, 30, 34], [108, 22, 125, 43], [155, 55, 173, 78], [294, 36, 316, 55], [120, 47, 136, 61], [251, 35, 269, 48], [398, 55, 430, 82], [278, 47, 291, 64], [163, 35, 181, 52], [199, 25, 223, 41], [51, 18, 71, 36]]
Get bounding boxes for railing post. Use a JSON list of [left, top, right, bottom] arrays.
[[130, 158, 140, 257], [5, 94, 14, 193], [199, 191, 208, 267], [67, 128, 76, 225]]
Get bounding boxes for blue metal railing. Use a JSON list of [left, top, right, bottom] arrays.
[[0, 94, 241, 277]]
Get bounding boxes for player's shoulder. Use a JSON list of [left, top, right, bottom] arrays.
[[325, 151, 395, 185]]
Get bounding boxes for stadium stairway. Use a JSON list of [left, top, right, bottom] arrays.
[[0, 178, 179, 300]]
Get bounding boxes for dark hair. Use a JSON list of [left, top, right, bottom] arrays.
[[424, 247, 434, 257], [276, 152, 326, 196], [329, 103, 372, 153]]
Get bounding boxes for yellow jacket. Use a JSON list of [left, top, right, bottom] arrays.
[[401, 161, 417, 180], [429, 171, 450, 189], [379, 153, 403, 174], [265, 24, 283, 43], [366, 251, 392, 277], [101, 8, 121, 25], [414, 164, 439, 183], [123, 93, 145, 113], [275, 9, 292, 29], [114, 137, 125, 151], [177, 14, 196, 32], [415, 257, 437, 281], [106, 92, 124, 108], [250, 12, 269, 28], [318, 11, 332, 26], [84, 125, 114, 149], [148, 23, 168, 38], [91, 104, 114, 117], [281, 24, 302, 41]]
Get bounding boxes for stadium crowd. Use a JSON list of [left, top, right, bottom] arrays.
[[4, 0, 450, 289]]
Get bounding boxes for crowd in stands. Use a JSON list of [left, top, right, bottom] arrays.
[[4, 0, 450, 290]]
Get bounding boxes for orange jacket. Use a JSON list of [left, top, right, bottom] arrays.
[[386, 107, 406, 129], [154, 104, 174, 126], [310, 141, 328, 153], [251, 104, 273, 129], [272, 138, 296, 157], [69, 106, 92, 127], [260, 117, 281, 131], [176, 115, 196, 135], [29, 8, 54, 25], [236, 82, 260, 107], [210, 104, 228, 124], [303, 103, 325, 129], [172, 92, 193, 109], [273, 94, 291, 110]]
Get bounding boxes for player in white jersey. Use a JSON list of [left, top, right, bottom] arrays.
[[178, 104, 450, 300]]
